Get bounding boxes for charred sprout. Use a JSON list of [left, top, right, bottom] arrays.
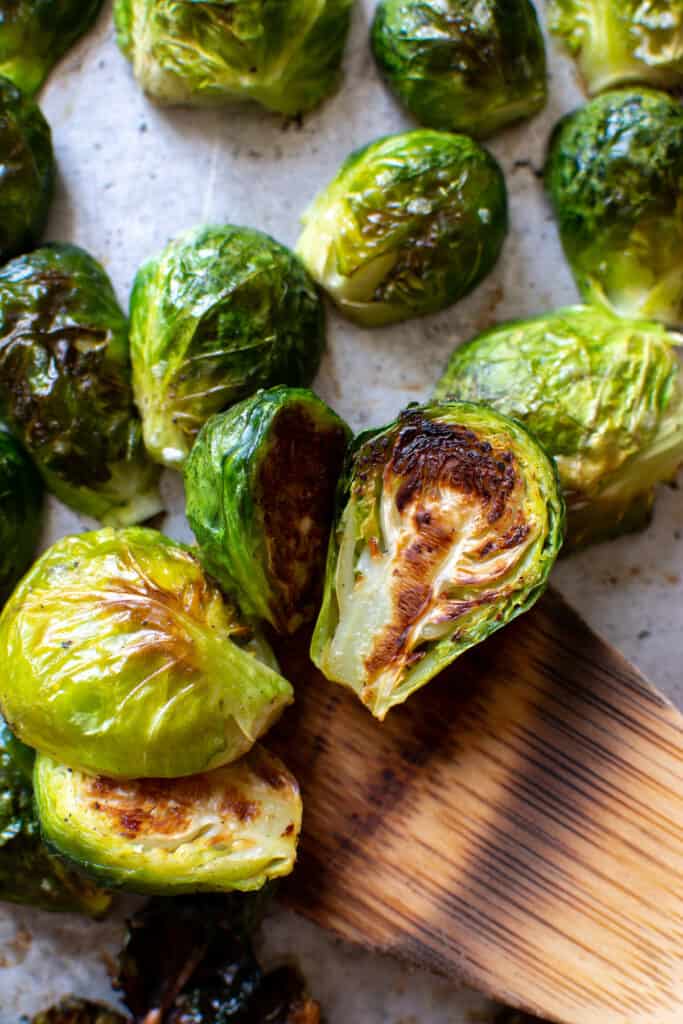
[[296, 130, 508, 326], [0, 718, 110, 914], [372, 0, 547, 138], [545, 88, 683, 326], [186, 387, 351, 634], [0, 76, 53, 261], [0, 426, 43, 603], [311, 402, 564, 718], [548, 0, 683, 94], [0, 528, 293, 778], [130, 226, 326, 469], [114, 0, 352, 116], [0, 244, 162, 524], [30, 999, 128, 1024], [0, 0, 104, 97], [434, 307, 683, 551]]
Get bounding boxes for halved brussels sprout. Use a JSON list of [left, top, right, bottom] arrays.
[[296, 130, 508, 327], [130, 226, 326, 470], [0, 1, 104, 97], [545, 89, 683, 327], [0, 244, 162, 525], [434, 307, 683, 551], [0, 76, 53, 261], [371, 0, 547, 138], [114, 0, 352, 116], [0, 718, 111, 914], [548, 0, 683, 95], [0, 528, 293, 778], [185, 387, 351, 634], [35, 745, 301, 894], [0, 426, 43, 603], [311, 402, 564, 718], [31, 999, 127, 1024]]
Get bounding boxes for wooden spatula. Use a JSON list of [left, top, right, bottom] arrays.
[[270, 588, 683, 1024]]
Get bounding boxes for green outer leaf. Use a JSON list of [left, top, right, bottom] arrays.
[[548, 0, 683, 95], [0, 426, 43, 603], [434, 306, 683, 551], [296, 129, 508, 327], [371, 0, 547, 138], [0, 527, 293, 778], [544, 88, 683, 327], [130, 225, 326, 469], [0, 243, 162, 525], [185, 386, 351, 634], [34, 744, 301, 894], [0, 75, 53, 261], [0, 718, 111, 915], [311, 401, 565, 719], [0, 0, 105, 97], [113, 0, 353, 116]]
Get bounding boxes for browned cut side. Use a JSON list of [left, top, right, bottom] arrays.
[[270, 588, 683, 1024]]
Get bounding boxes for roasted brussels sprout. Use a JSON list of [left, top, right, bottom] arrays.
[[0, 244, 162, 524], [0, 1, 104, 97], [296, 130, 508, 327], [114, 0, 352, 116], [186, 387, 351, 634], [371, 0, 547, 138], [434, 307, 683, 551], [130, 226, 326, 470], [0, 76, 53, 261], [0, 426, 43, 602], [31, 999, 128, 1024], [311, 402, 564, 718], [0, 528, 293, 778], [35, 744, 301, 893], [548, 0, 683, 94], [545, 89, 683, 326], [0, 718, 111, 914]]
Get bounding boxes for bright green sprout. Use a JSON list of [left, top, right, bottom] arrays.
[[545, 88, 683, 327], [0, 427, 43, 603], [34, 744, 301, 893], [0, 528, 293, 778], [296, 130, 508, 327], [0, 75, 53, 262], [114, 0, 353, 116], [548, 0, 683, 95], [0, 0, 104, 97], [0, 718, 111, 914], [434, 306, 683, 552], [311, 402, 564, 719], [371, 0, 547, 138], [0, 243, 162, 525], [186, 387, 351, 635], [130, 225, 326, 470]]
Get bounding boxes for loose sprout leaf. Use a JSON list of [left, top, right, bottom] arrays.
[[0, 76, 53, 262], [311, 402, 564, 718], [0, 426, 43, 604], [0, 719, 110, 915], [545, 88, 683, 327], [113, 0, 352, 116], [371, 0, 547, 138], [130, 226, 326, 470], [0, 528, 293, 778], [34, 745, 302, 893], [30, 999, 129, 1024], [0, 1, 105, 97], [0, 243, 162, 525], [434, 306, 683, 551], [548, 0, 683, 95], [186, 387, 351, 634], [296, 130, 508, 327]]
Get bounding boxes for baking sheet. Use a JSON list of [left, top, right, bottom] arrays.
[[1, 2, 682, 1020]]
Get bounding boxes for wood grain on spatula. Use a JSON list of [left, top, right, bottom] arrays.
[[270, 588, 683, 1024]]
